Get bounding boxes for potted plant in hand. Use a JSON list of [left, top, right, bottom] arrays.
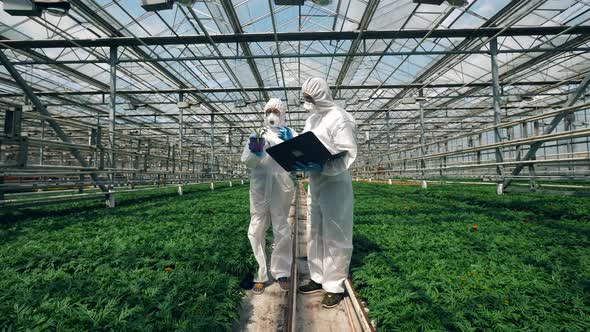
[[249, 127, 267, 153]]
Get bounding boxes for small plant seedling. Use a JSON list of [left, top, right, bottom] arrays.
[[254, 127, 267, 139]]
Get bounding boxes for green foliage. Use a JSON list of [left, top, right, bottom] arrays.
[[3, 181, 589, 331], [0, 183, 255, 331], [351, 182, 590, 331], [254, 127, 267, 139]]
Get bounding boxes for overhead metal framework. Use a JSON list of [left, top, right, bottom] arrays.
[[1, 0, 590, 206]]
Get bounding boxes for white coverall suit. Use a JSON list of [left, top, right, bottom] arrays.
[[241, 99, 298, 283], [302, 78, 358, 294]]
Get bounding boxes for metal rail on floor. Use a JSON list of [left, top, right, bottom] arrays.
[[284, 181, 375, 332], [344, 279, 376, 332], [285, 181, 300, 332], [1, 179, 247, 209]]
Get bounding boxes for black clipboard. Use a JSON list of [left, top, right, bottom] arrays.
[[266, 131, 347, 172]]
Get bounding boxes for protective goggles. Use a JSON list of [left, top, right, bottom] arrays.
[[265, 108, 281, 116]]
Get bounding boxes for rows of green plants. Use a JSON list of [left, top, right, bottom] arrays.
[[351, 182, 590, 331], [4, 180, 589, 331], [1, 183, 255, 331]]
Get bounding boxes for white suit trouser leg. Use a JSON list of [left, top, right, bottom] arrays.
[[307, 171, 354, 293], [248, 183, 293, 283], [269, 188, 293, 280], [248, 213, 270, 283]]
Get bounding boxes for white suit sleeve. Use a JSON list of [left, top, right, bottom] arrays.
[[241, 144, 261, 169], [321, 121, 357, 176]]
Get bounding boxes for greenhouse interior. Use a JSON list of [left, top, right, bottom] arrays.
[[1, 0, 589, 331]]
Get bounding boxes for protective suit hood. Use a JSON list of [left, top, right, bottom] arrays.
[[264, 98, 286, 127], [302, 77, 335, 112]]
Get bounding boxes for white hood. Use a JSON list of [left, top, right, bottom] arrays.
[[301, 77, 336, 112], [263, 98, 286, 127]]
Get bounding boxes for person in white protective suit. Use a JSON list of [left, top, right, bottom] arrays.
[[295, 77, 357, 309], [241, 98, 298, 295]]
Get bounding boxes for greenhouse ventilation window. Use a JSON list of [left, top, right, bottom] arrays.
[[3, 0, 71, 17], [412, 0, 445, 5], [413, 0, 468, 6], [274, 0, 305, 5], [140, 0, 174, 11]]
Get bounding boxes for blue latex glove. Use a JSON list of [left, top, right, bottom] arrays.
[[278, 126, 293, 141], [253, 151, 263, 157], [293, 161, 323, 172]]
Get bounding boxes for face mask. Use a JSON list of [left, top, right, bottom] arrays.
[[304, 102, 318, 113], [265, 113, 280, 127]]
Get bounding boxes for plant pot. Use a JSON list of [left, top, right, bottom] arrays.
[[249, 137, 265, 152]]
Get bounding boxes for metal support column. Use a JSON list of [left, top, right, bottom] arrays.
[[39, 120, 45, 165], [507, 127, 514, 160], [468, 136, 475, 177], [385, 111, 392, 169], [366, 132, 371, 166], [531, 122, 540, 187], [438, 143, 443, 178], [228, 128, 233, 180], [78, 173, 84, 194], [172, 144, 176, 174], [386, 111, 391, 148], [0, 175, 4, 202], [490, 38, 505, 194], [418, 90, 427, 189], [109, 46, 118, 192], [144, 139, 151, 172], [521, 123, 537, 190], [165, 138, 170, 185], [443, 142, 448, 178], [192, 150, 196, 175], [131, 139, 141, 189], [565, 111, 575, 172], [96, 127, 104, 171], [476, 133, 482, 166], [402, 151, 407, 176], [211, 114, 215, 182], [93, 115, 99, 168], [178, 93, 184, 195]]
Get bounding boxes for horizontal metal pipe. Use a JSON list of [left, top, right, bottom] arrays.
[[0, 80, 578, 98], [1, 179, 247, 206], [397, 128, 590, 162], [357, 177, 590, 187], [21, 111, 96, 130], [371, 156, 590, 172], [370, 101, 590, 161], [1, 26, 588, 49], [9, 47, 590, 65]]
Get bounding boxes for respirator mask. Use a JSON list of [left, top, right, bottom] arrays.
[[303, 102, 318, 113], [265, 111, 280, 127]]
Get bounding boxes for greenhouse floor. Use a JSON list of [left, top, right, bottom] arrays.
[[1, 181, 589, 331]]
